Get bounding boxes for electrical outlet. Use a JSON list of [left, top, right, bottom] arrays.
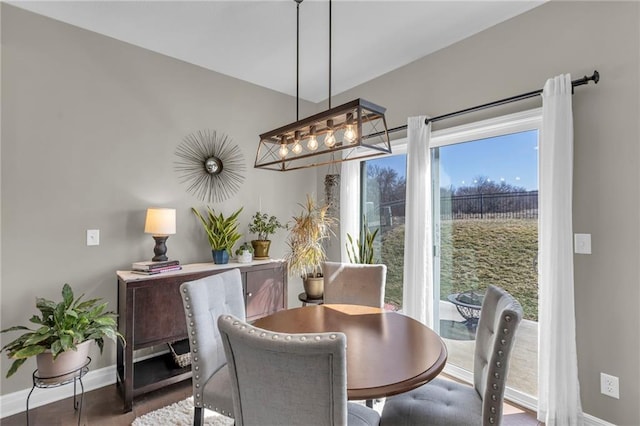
[[86, 229, 100, 246], [600, 373, 619, 399]]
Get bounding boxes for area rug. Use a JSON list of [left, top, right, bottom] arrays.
[[132, 397, 234, 426]]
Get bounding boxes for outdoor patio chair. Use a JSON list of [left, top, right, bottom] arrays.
[[218, 314, 381, 426], [180, 269, 246, 426], [323, 261, 387, 308], [380, 284, 523, 426]]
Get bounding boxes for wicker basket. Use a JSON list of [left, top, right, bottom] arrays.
[[168, 340, 191, 368]]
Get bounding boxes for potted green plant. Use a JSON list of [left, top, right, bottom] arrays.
[[284, 195, 335, 299], [235, 242, 254, 263], [248, 212, 285, 259], [1, 283, 124, 381], [192, 206, 243, 264], [346, 217, 379, 264]]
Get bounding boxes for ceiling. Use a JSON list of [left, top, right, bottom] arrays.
[[9, 0, 545, 103]]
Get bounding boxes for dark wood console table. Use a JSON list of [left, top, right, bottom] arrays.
[[116, 260, 287, 412]]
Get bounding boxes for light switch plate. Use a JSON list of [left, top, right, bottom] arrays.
[[87, 229, 100, 246], [574, 233, 591, 254]]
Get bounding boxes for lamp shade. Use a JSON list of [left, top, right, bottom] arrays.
[[144, 208, 176, 236]]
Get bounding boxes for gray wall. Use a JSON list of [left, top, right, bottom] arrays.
[[3, 1, 640, 424], [1, 4, 317, 395], [328, 2, 639, 424]]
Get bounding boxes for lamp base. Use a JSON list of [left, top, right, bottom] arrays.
[[152, 236, 169, 262]]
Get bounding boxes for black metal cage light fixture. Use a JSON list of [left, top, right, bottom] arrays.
[[255, 0, 391, 172]]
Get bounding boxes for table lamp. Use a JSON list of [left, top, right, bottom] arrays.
[[144, 208, 176, 261]]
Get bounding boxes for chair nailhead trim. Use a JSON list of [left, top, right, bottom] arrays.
[[491, 394, 497, 401], [183, 288, 187, 292], [494, 372, 500, 379], [498, 350, 504, 356], [500, 339, 506, 345], [185, 296, 190, 301], [492, 383, 498, 390], [285, 335, 292, 340], [330, 334, 337, 339], [260, 332, 267, 337], [505, 315, 512, 322], [503, 328, 509, 334], [273, 334, 279, 339], [491, 407, 496, 414], [300, 336, 306, 341], [496, 361, 502, 368], [315, 336, 321, 341], [490, 416, 495, 424]]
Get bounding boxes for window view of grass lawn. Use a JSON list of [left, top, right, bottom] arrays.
[[364, 129, 539, 399], [380, 219, 538, 321]]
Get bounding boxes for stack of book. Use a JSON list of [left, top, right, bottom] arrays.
[[131, 260, 182, 275]]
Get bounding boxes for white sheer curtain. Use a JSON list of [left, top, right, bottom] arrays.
[[340, 161, 360, 262], [538, 74, 584, 425], [402, 116, 433, 327]]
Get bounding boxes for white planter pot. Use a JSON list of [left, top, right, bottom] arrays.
[[36, 340, 91, 384], [237, 250, 253, 263]]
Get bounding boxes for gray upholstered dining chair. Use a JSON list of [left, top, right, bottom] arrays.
[[218, 314, 381, 426], [323, 261, 387, 308], [180, 269, 246, 426], [380, 285, 523, 426]]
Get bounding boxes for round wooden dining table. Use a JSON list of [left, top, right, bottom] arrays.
[[253, 304, 448, 401]]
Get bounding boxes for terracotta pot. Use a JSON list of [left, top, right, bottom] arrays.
[[36, 340, 91, 384], [251, 240, 271, 259], [303, 276, 324, 299]]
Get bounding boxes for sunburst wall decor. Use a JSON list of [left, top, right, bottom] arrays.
[[175, 130, 246, 203]]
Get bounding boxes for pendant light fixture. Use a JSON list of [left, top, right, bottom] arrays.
[[255, 0, 392, 172]]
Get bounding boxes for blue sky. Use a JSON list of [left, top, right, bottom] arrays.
[[439, 130, 539, 191], [377, 130, 539, 192]]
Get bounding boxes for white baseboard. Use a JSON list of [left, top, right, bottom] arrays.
[[0, 364, 115, 418]]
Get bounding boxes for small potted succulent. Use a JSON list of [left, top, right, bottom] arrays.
[[235, 242, 254, 263], [192, 206, 243, 264], [248, 211, 286, 259], [1, 283, 124, 381]]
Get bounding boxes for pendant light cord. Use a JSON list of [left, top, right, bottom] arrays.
[[328, 0, 332, 109], [296, 0, 301, 121]]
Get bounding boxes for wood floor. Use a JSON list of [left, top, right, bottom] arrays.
[[2, 379, 540, 425]]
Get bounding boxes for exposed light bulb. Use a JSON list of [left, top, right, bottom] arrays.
[[292, 141, 302, 154], [344, 124, 356, 144], [307, 135, 318, 151], [279, 141, 289, 158], [325, 131, 336, 148], [344, 113, 356, 144], [291, 131, 303, 154], [307, 126, 318, 151], [325, 119, 336, 148]]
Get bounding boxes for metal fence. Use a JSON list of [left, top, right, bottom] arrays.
[[376, 191, 538, 222], [440, 191, 538, 220]]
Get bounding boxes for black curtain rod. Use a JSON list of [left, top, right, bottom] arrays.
[[386, 70, 600, 135]]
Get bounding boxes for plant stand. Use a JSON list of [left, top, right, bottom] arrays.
[[26, 357, 91, 426]]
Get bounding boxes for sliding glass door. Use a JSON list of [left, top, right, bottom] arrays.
[[432, 111, 540, 404]]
